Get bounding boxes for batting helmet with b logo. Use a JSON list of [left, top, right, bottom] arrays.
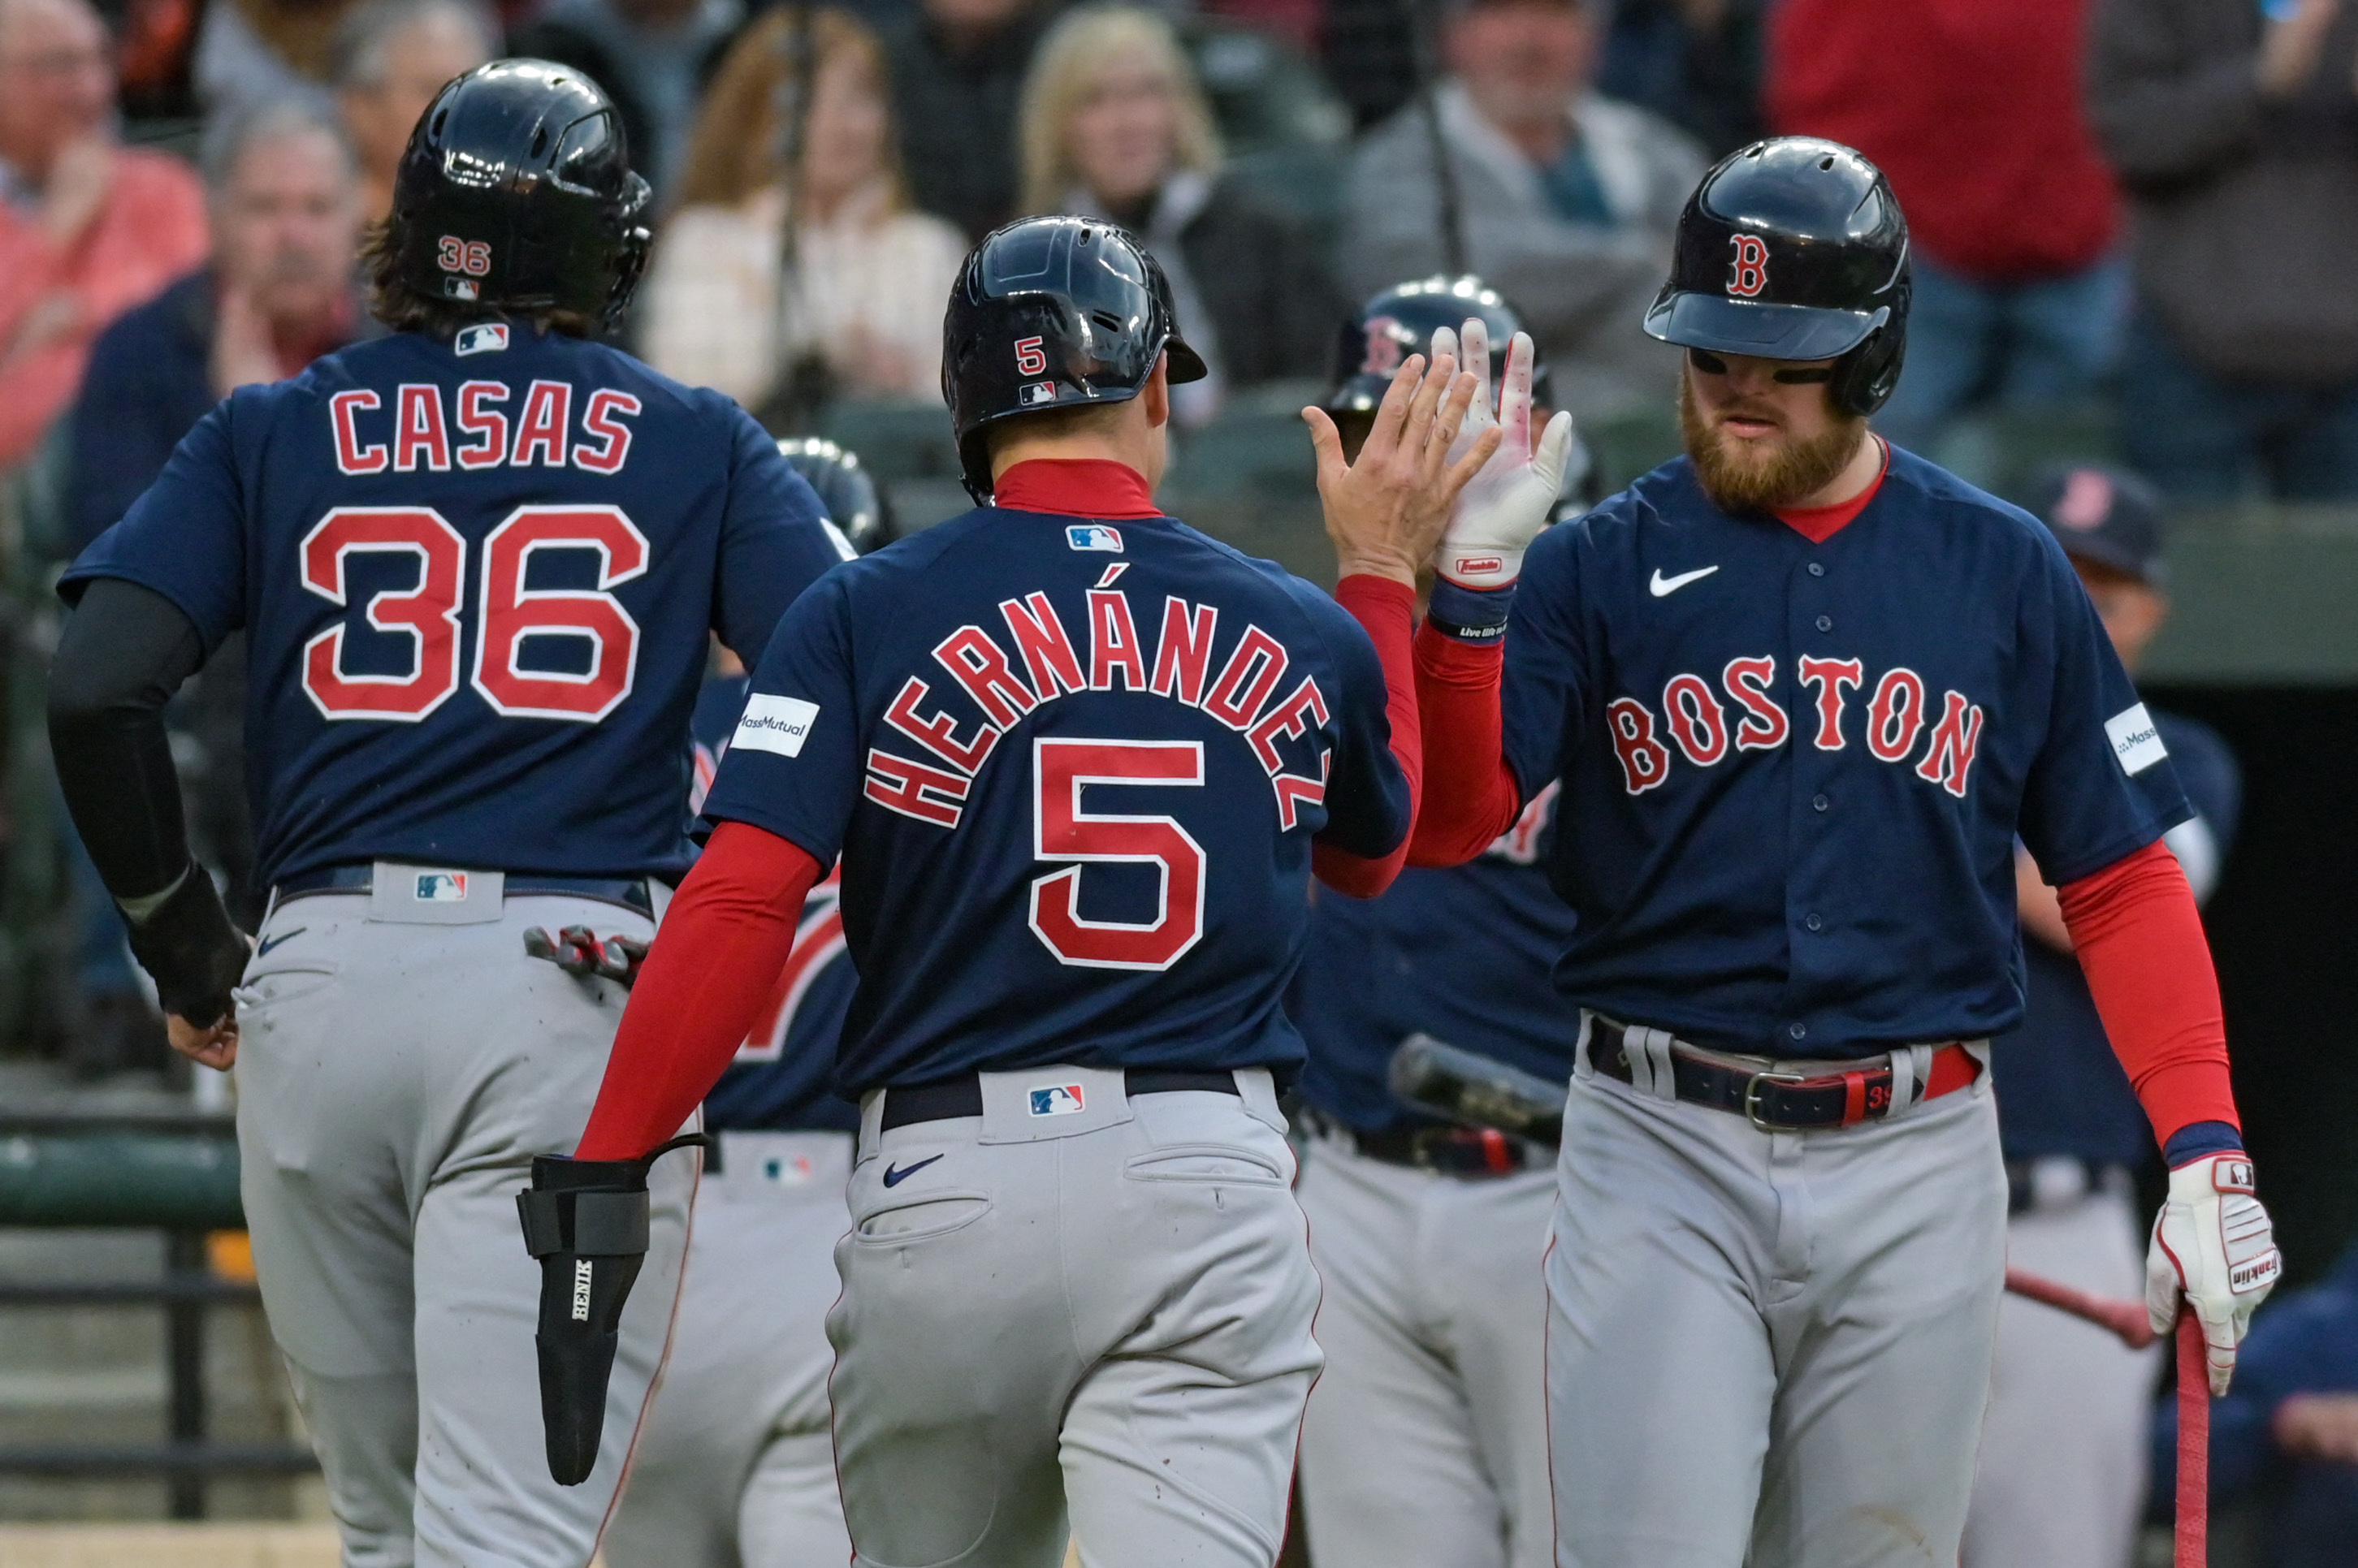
[[1642, 137, 1910, 417]]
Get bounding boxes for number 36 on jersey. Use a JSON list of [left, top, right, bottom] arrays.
[[299, 503, 647, 724]]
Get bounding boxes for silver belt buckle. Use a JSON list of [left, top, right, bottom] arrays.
[[1742, 1069, 1811, 1132]]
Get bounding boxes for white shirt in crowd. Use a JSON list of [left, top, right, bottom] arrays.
[[638, 179, 969, 408]]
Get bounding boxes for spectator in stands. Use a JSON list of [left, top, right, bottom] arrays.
[[0, 0, 209, 473], [1767, 0, 2126, 456], [1019, 5, 1334, 423], [510, 0, 745, 197], [65, 97, 367, 552], [2157, 1238, 2358, 1566], [879, 0, 1050, 241], [1966, 465, 2237, 1568], [193, 0, 366, 119], [1336, 0, 1705, 422], [2088, 0, 2358, 500], [335, 0, 496, 222], [1596, 0, 1765, 158], [638, 7, 968, 414]]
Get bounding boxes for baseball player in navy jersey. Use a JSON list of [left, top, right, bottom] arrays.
[[44, 62, 846, 1568], [1358, 137, 2285, 1568], [538, 214, 1503, 1568], [1965, 464, 2242, 1568], [600, 442, 888, 1568], [1287, 278, 1581, 1568]]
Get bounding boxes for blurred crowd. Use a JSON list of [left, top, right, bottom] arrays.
[[2, 0, 2357, 1557], [2, 0, 2353, 494]]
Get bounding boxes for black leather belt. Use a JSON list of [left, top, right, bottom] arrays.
[[1315, 1110, 1545, 1176], [1590, 1018, 1977, 1132], [273, 863, 655, 917], [879, 1069, 1240, 1131]]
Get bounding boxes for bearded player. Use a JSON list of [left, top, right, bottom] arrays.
[[1361, 137, 2282, 1566]]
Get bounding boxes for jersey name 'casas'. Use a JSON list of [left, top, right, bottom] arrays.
[[63, 326, 845, 888], [700, 508, 1412, 1096], [1501, 447, 2189, 1060]]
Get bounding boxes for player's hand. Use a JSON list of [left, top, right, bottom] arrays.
[[2273, 1393, 2358, 1462], [2147, 1152, 2282, 1394], [1434, 322, 1577, 590], [2256, 0, 2339, 96], [1304, 350, 1499, 586], [167, 1012, 238, 1071]]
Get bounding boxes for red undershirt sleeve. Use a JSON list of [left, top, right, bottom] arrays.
[[1313, 575, 1421, 898], [1407, 622, 1522, 866], [575, 821, 822, 1160], [2056, 837, 2242, 1149]]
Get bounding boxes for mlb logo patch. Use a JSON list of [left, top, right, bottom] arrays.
[[455, 322, 509, 356], [1028, 1084, 1086, 1117], [1019, 380, 1059, 408], [414, 872, 469, 902], [443, 277, 480, 301], [1066, 525, 1123, 552]]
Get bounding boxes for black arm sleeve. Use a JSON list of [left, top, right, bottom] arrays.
[[47, 577, 206, 901], [48, 578, 249, 1025]]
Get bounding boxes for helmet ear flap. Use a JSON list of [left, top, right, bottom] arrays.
[[1832, 327, 1905, 417]]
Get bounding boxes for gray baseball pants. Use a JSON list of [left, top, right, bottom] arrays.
[[1964, 1174, 2159, 1568], [231, 867, 694, 1568], [1551, 1024, 2006, 1568], [605, 1130, 854, 1568], [829, 1065, 1322, 1568], [1295, 1134, 1555, 1568]]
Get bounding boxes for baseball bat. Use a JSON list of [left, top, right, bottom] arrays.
[[2176, 1310, 2208, 1568], [1387, 1034, 1565, 1144], [2000, 1268, 2157, 1351]]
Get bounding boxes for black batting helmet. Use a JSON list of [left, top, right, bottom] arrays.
[[387, 60, 652, 332], [777, 438, 896, 554], [1643, 137, 1910, 417], [941, 216, 1208, 503], [1328, 276, 1555, 417]]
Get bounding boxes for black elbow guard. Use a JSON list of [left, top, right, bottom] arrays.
[[124, 870, 248, 1027]]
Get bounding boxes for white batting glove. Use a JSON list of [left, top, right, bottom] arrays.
[[2146, 1152, 2282, 1394], [1431, 321, 1577, 590]]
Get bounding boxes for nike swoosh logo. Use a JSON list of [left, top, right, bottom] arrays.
[[255, 927, 306, 957], [1649, 565, 1719, 597], [881, 1155, 944, 1188]]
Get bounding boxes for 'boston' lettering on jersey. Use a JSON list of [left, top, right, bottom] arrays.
[[850, 562, 1334, 832], [1602, 654, 1985, 797]]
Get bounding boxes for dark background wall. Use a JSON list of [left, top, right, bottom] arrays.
[[2147, 685, 2358, 1285]]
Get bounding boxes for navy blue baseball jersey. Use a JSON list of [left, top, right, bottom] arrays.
[[697, 503, 1413, 1096], [687, 676, 859, 1134], [62, 323, 846, 888], [1497, 444, 2191, 1060], [1994, 709, 2241, 1165], [1292, 781, 1581, 1133]]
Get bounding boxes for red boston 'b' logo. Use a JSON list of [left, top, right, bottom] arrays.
[[1727, 234, 1769, 299]]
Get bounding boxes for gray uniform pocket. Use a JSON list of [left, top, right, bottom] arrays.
[[1123, 1144, 1288, 1186], [852, 1194, 992, 1243]]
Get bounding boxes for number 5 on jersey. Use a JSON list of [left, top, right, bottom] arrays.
[[1029, 737, 1205, 971], [299, 504, 647, 723]]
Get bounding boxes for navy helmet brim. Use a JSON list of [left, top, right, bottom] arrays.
[[1166, 335, 1209, 385], [1643, 292, 1885, 363]]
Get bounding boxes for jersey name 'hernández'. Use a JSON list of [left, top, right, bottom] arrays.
[[1499, 445, 2189, 1060], [62, 323, 846, 888], [689, 676, 859, 1134], [699, 505, 1412, 1096], [1293, 783, 1580, 1134]]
